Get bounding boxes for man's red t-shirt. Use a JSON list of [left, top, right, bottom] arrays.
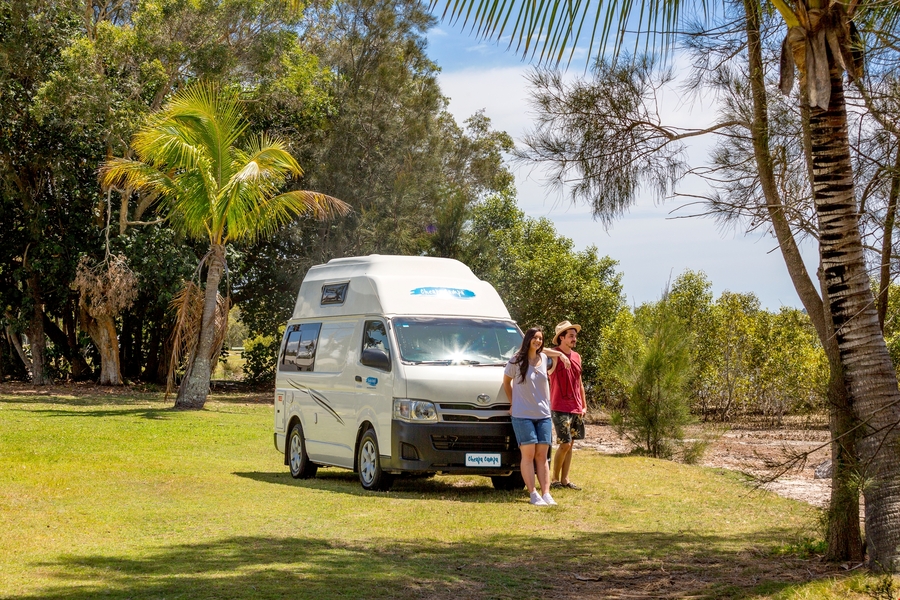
[[549, 348, 584, 414]]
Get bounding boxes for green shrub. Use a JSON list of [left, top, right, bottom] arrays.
[[241, 330, 281, 385], [612, 294, 693, 459]]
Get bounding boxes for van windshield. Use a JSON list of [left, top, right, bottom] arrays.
[[392, 318, 523, 365]]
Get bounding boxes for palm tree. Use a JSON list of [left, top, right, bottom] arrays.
[[438, 0, 900, 571], [100, 82, 349, 410]]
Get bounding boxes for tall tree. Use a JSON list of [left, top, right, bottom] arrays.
[[437, 0, 900, 568], [234, 0, 515, 343], [0, 0, 104, 384], [100, 82, 349, 409]]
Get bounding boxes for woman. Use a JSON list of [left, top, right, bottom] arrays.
[[502, 327, 570, 506]]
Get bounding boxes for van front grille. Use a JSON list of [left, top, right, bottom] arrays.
[[439, 403, 508, 411], [431, 435, 513, 451], [442, 415, 511, 423]]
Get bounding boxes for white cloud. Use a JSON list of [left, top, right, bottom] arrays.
[[437, 63, 817, 309]]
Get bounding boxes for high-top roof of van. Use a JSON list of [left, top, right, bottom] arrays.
[[292, 255, 512, 319]]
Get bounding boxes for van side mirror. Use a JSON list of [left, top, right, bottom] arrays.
[[361, 348, 391, 371]]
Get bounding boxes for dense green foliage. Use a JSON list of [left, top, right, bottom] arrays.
[[663, 271, 828, 422], [463, 192, 629, 401], [0, 0, 515, 386], [0, 0, 839, 423]]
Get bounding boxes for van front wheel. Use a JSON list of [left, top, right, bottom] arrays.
[[288, 422, 318, 479], [358, 428, 393, 491]]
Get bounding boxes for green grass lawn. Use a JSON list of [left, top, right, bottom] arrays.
[[0, 385, 893, 599]]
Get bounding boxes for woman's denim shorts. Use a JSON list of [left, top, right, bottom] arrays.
[[511, 417, 552, 446]]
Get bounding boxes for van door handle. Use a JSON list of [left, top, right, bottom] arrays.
[[355, 376, 362, 382]]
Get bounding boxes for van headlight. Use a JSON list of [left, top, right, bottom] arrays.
[[393, 398, 437, 422]]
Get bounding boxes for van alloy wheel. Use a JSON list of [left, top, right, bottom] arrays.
[[357, 427, 393, 491], [288, 422, 318, 479]]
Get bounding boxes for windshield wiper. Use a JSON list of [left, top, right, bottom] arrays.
[[405, 359, 490, 365]]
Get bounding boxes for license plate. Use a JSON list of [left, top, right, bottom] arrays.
[[465, 453, 501, 467]]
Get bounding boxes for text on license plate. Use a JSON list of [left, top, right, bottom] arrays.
[[465, 453, 501, 467]]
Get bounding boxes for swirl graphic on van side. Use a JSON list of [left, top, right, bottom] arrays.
[[287, 381, 345, 425]]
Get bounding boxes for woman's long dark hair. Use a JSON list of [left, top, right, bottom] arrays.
[[511, 327, 544, 383]]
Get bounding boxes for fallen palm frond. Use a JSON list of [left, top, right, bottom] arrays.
[[165, 281, 230, 399]]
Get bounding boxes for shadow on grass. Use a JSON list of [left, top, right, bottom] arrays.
[[25, 407, 176, 421], [235, 470, 524, 501], [0, 392, 264, 416], [13, 530, 844, 600]]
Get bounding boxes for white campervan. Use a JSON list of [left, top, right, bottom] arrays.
[[273, 255, 525, 491]]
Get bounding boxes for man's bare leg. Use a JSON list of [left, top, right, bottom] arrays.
[[552, 441, 572, 483]]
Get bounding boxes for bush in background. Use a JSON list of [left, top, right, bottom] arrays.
[[241, 331, 281, 385], [612, 293, 693, 459]]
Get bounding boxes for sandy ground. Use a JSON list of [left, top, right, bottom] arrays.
[[577, 423, 833, 508]]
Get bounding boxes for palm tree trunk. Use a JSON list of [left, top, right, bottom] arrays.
[[810, 54, 900, 572], [877, 148, 900, 330], [174, 244, 225, 410]]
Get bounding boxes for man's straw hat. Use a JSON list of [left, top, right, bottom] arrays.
[[553, 320, 582, 345]]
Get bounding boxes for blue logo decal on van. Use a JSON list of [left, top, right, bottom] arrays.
[[366, 377, 378, 387], [409, 287, 475, 299]]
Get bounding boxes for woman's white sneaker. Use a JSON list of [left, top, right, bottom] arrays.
[[530, 491, 549, 506], [542, 492, 557, 506]]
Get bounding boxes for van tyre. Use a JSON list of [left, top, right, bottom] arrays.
[[358, 427, 393, 491], [288, 422, 318, 479], [491, 472, 525, 491]]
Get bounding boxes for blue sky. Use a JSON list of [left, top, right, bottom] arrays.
[[425, 17, 819, 310]]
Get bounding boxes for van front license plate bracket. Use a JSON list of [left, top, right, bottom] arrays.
[[465, 453, 501, 467]]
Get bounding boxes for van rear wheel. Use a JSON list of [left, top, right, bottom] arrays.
[[491, 472, 525, 491], [358, 428, 393, 491], [288, 422, 318, 479]]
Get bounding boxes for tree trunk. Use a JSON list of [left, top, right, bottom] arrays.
[[810, 55, 900, 572], [175, 244, 225, 410], [820, 285, 864, 561], [43, 310, 92, 381], [63, 297, 92, 381], [79, 306, 125, 385], [144, 308, 162, 383], [5, 325, 32, 376], [877, 148, 900, 330], [121, 311, 144, 380], [742, 0, 862, 559], [26, 272, 51, 384]]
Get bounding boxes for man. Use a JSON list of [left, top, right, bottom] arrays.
[[549, 320, 586, 490]]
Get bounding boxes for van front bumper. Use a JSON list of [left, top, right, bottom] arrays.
[[386, 420, 521, 474]]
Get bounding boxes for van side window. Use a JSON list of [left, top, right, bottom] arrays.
[[362, 320, 390, 354], [280, 323, 322, 372]]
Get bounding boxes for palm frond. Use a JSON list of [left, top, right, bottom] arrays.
[[437, 0, 715, 64], [227, 190, 351, 243], [98, 158, 176, 198]]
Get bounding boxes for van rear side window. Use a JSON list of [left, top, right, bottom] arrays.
[[281, 323, 322, 372]]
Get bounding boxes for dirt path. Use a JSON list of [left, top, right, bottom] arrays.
[[577, 423, 833, 508]]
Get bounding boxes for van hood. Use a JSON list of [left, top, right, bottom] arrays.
[[399, 364, 508, 407]]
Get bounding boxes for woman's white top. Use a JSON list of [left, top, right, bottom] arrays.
[[504, 352, 552, 419]]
